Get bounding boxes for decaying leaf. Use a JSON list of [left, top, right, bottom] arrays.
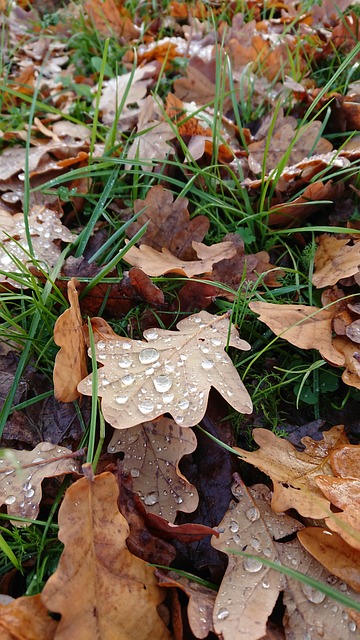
[[249, 301, 345, 366], [0, 594, 58, 640], [127, 185, 209, 260], [77, 310, 252, 429], [298, 527, 360, 593], [211, 481, 302, 640], [234, 426, 348, 518], [313, 235, 360, 288], [123, 240, 237, 277], [84, 0, 139, 40], [0, 206, 76, 286], [41, 470, 172, 640], [316, 475, 360, 550], [0, 442, 80, 526], [53, 278, 88, 402], [108, 417, 199, 522]]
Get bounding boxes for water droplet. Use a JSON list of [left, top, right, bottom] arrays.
[[118, 355, 132, 368], [349, 621, 357, 632], [211, 337, 222, 346], [144, 492, 159, 506], [121, 374, 135, 386], [122, 341, 132, 350], [200, 344, 210, 354], [138, 400, 154, 415], [250, 537, 261, 550], [130, 468, 140, 478], [145, 367, 154, 375], [32, 457, 45, 463], [262, 579, 270, 589], [162, 392, 174, 404], [177, 398, 190, 410], [109, 445, 116, 453], [263, 547, 272, 558], [180, 354, 187, 361], [339, 582, 348, 592], [139, 348, 159, 365], [164, 360, 175, 373], [245, 507, 260, 522], [229, 521, 239, 533], [301, 584, 326, 604], [5, 468, 14, 476], [23, 481, 32, 492], [115, 395, 128, 405], [331, 605, 338, 613], [97, 341, 106, 350], [25, 488, 35, 498], [243, 557, 263, 573], [175, 415, 185, 424], [5, 495, 16, 505], [217, 608, 229, 620], [144, 328, 158, 341], [201, 358, 214, 370], [175, 496, 183, 504], [153, 375, 172, 393]]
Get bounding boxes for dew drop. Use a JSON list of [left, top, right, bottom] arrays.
[[118, 355, 133, 368], [180, 354, 188, 361], [121, 374, 135, 386], [138, 400, 154, 415], [153, 375, 172, 393], [175, 496, 183, 504], [144, 328, 158, 341], [5, 468, 14, 476], [122, 341, 132, 350], [301, 584, 326, 604], [177, 398, 190, 410], [211, 337, 222, 346], [349, 621, 357, 632], [217, 608, 229, 620], [200, 344, 210, 354], [130, 468, 140, 478], [245, 507, 260, 522], [263, 547, 272, 558], [25, 488, 35, 498], [262, 579, 270, 589], [32, 457, 45, 463], [109, 444, 117, 452], [201, 358, 214, 370], [115, 395, 128, 405], [175, 415, 185, 424], [194, 316, 202, 323], [139, 348, 159, 365], [250, 537, 261, 550], [243, 557, 263, 573], [144, 492, 159, 506], [164, 361, 175, 373], [229, 521, 239, 533], [97, 341, 106, 350], [339, 582, 348, 592], [23, 481, 32, 492], [162, 392, 174, 404], [5, 495, 16, 505], [145, 367, 154, 375]]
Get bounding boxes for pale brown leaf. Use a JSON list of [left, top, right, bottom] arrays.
[[53, 278, 88, 402], [41, 471, 172, 640], [316, 475, 360, 550], [77, 310, 252, 429], [0, 443, 80, 526], [313, 235, 360, 288], [108, 417, 198, 522], [0, 594, 58, 640], [84, 0, 139, 40]]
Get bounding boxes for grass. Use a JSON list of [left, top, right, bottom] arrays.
[[1, 0, 360, 629]]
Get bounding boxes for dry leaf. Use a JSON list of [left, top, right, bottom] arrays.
[[174, 55, 232, 111], [211, 481, 302, 640], [313, 235, 360, 288], [41, 470, 172, 640], [108, 417, 198, 522], [0, 594, 58, 640], [84, 0, 139, 40], [249, 301, 345, 366], [298, 527, 360, 593], [234, 427, 348, 518], [77, 310, 252, 429], [316, 475, 360, 550], [123, 240, 237, 277], [0, 442, 80, 526], [333, 335, 360, 389], [53, 278, 87, 402], [127, 185, 209, 260]]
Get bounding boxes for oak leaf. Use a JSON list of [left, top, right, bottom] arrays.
[[313, 235, 360, 288], [125, 97, 175, 172], [123, 240, 237, 277], [127, 185, 209, 260], [53, 278, 87, 402], [0, 442, 80, 526], [211, 481, 302, 640], [333, 336, 360, 389], [41, 470, 172, 640], [174, 55, 232, 111], [108, 417, 198, 522], [234, 426, 348, 518], [249, 301, 345, 366], [316, 474, 360, 550], [0, 594, 58, 640], [77, 310, 252, 429], [298, 527, 360, 593], [84, 0, 139, 40]]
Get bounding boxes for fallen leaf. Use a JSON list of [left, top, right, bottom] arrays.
[[298, 527, 360, 592], [123, 240, 237, 277], [316, 475, 360, 550], [0, 593, 58, 640], [268, 181, 344, 227], [234, 426, 348, 518], [333, 336, 360, 389], [41, 470, 172, 640], [108, 417, 199, 522], [211, 481, 302, 640], [174, 55, 232, 111], [77, 310, 252, 429], [249, 301, 345, 366], [312, 235, 360, 288], [0, 442, 80, 526], [84, 0, 139, 40], [53, 278, 88, 402], [127, 185, 209, 261]]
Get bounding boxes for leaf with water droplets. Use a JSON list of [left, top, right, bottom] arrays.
[[53, 277, 88, 402], [108, 417, 198, 522], [77, 310, 252, 429], [0, 442, 80, 526], [211, 479, 302, 640], [41, 470, 172, 640]]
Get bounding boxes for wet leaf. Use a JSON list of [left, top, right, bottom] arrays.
[[123, 240, 237, 277], [0, 593, 58, 640], [127, 185, 209, 260], [77, 310, 252, 429], [41, 470, 172, 640], [234, 426, 348, 518], [125, 97, 175, 172], [53, 278, 88, 402], [316, 475, 360, 550], [313, 235, 360, 288], [0, 442, 80, 526], [211, 481, 302, 640], [108, 417, 198, 522], [84, 0, 139, 40]]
